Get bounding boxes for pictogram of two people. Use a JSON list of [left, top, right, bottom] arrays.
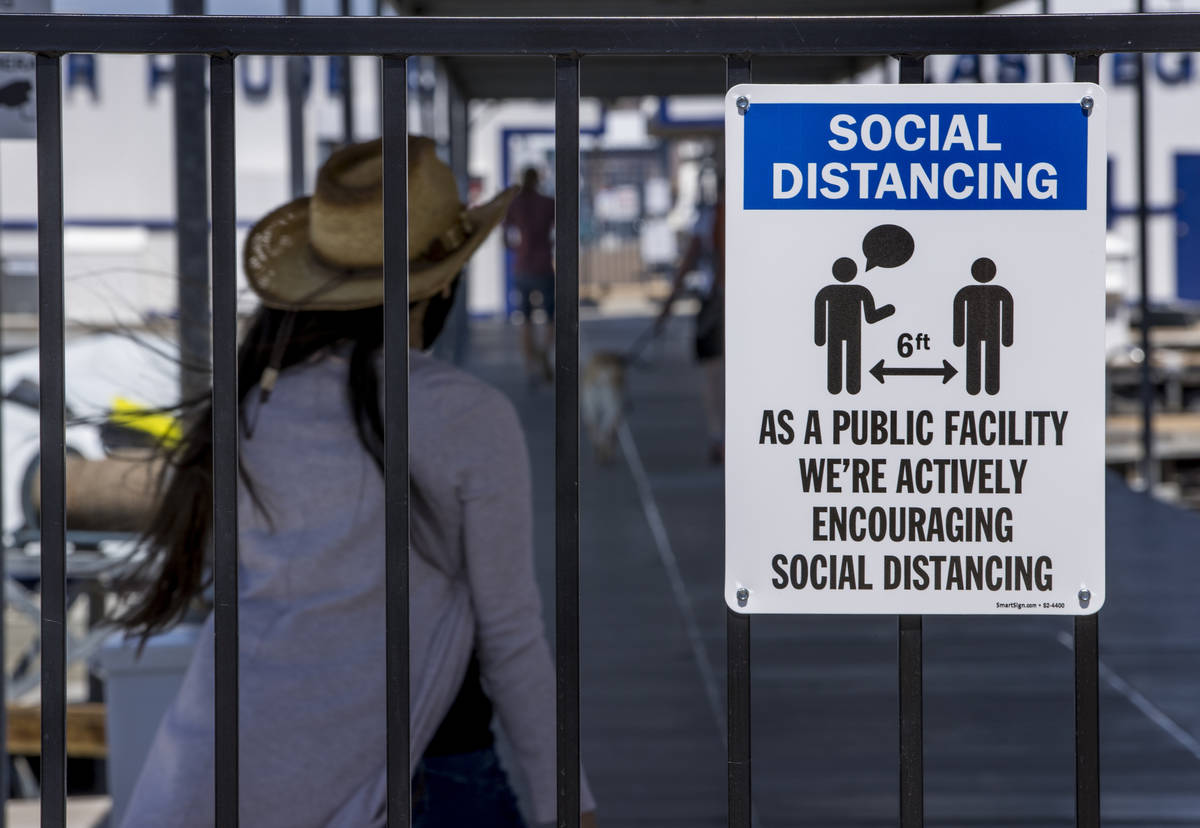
[[814, 245, 1013, 396]]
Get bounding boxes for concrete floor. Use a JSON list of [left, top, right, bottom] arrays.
[[464, 314, 1200, 827], [5, 312, 1198, 826]]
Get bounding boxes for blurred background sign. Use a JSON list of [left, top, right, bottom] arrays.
[[0, 0, 49, 140]]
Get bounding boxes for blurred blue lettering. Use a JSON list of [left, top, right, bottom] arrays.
[[1111, 53, 1141, 86], [66, 54, 97, 100], [997, 55, 1028, 84], [949, 54, 983, 83], [327, 55, 343, 95], [1155, 53, 1193, 85], [147, 55, 173, 100], [241, 56, 273, 102]]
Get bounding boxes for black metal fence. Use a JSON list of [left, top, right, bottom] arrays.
[[3, 11, 1197, 828]]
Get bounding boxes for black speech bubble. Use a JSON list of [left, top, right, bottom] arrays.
[[0, 81, 32, 109], [862, 224, 915, 271]]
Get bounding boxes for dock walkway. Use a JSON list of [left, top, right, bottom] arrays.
[[465, 315, 1200, 827]]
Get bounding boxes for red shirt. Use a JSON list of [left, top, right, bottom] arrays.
[[505, 189, 556, 276]]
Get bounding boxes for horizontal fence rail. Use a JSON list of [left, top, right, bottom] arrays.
[[3, 13, 1200, 55]]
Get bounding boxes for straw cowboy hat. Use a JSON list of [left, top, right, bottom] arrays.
[[244, 135, 516, 321]]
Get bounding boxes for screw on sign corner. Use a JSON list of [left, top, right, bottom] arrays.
[[1078, 588, 1092, 609], [1080, 96, 1094, 116], [736, 587, 749, 607], [736, 95, 750, 115]]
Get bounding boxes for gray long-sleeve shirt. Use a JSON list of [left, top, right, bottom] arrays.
[[122, 348, 593, 827]]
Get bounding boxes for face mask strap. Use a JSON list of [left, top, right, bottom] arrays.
[[245, 310, 299, 438]]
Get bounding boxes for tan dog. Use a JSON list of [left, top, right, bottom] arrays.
[[581, 351, 628, 464]]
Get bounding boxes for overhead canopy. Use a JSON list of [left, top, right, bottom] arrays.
[[384, 0, 1012, 98]]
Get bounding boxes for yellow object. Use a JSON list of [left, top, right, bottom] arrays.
[[110, 397, 182, 447]]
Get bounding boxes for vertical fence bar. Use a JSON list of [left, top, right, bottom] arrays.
[[381, 54, 411, 828], [1040, 0, 1053, 82], [554, 54, 581, 828], [1134, 0, 1154, 486], [726, 598, 751, 828], [1073, 615, 1100, 828], [209, 52, 240, 828], [898, 614, 923, 827], [1072, 53, 1102, 828], [896, 56, 926, 828], [173, 0, 211, 403], [898, 53, 925, 84], [0, 135, 6, 828], [340, 0, 355, 145], [36, 52, 66, 828], [445, 73, 470, 364], [726, 53, 752, 828], [285, 0, 305, 198]]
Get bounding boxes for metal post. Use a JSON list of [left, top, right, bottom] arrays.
[[899, 53, 925, 84], [340, 0, 354, 145], [285, 0, 306, 197], [381, 54, 411, 828], [0, 114, 7, 828], [726, 55, 752, 828], [555, 54, 581, 828], [1041, 0, 1052, 82], [374, 0, 385, 136], [898, 614, 923, 826], [209, 53, 240, 828], [726, 598, 751, 828], [1073, 53, 1102, 828], [897, 56, 926, 828], [36, 51, 66, 828], [1073, 615, 1101, 828], [446, 71, 470, 364], [174, 0, 211, 403], [1135, 0, 1154, 486], [87, 585, 104, 702]]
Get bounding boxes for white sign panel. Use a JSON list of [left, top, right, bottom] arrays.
[[0, 52, 35, 139], [725, 83, 1106, 616], [0, 0, 49, 140]]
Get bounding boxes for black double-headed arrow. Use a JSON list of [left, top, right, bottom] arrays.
[[869, 359, 958, 384]]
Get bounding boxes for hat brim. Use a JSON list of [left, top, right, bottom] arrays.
[[243, 185, 519, 312]]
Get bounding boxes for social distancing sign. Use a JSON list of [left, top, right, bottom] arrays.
[[724, 84, 1106, 615]]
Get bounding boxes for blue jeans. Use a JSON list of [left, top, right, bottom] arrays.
[[412, 747, 527, 828]]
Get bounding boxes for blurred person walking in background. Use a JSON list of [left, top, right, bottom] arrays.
[[656, 168, 725, 464], [114, 137, 596, 828], [504, 167, 557, 384]]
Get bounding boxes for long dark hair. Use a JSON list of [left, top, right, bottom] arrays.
[[114, 279, 459, 641]]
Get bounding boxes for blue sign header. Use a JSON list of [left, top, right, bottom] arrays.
[[743, 102, 1087, 211]]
